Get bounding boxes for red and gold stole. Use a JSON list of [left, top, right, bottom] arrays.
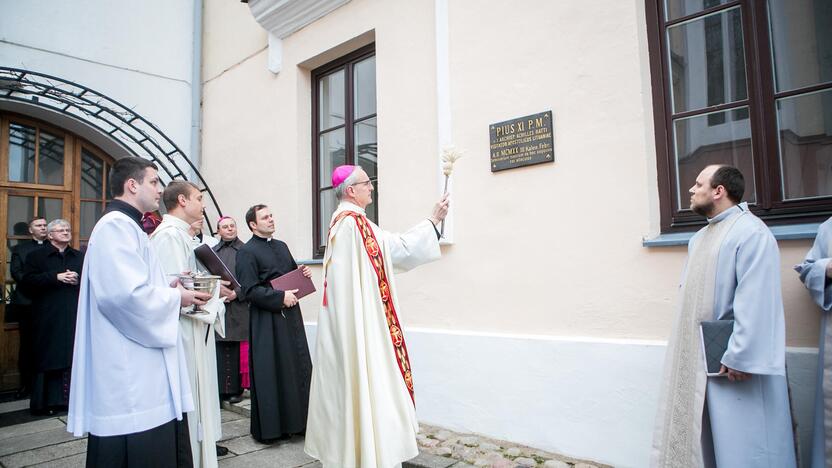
[[326, 211, 415, 403]]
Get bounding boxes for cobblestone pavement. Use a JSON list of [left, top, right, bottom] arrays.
[[0, 398, 609, 468]]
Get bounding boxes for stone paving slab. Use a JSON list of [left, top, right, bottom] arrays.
[[219, 418, 252, 442], [404, 452, 458, 468], [0, 426, 80, 457], [0, 400, 29, 415], [220, 434, 271, 456], [218, 437, 316, 468], [30, 452, 84, 467], [0, 439, 86, 468], [0, 417, 65, 441], [221, 409, 245, 423]]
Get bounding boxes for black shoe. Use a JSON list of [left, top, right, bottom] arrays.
[[216, 445, 229, 456], [227, 394, 243, 404]]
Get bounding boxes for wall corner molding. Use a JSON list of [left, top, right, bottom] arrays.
[[248, 0, 352, 74]]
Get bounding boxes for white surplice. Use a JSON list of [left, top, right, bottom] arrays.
[[305, 202, 441, 468], [68, 210, 193, 437], [795, 217, 832, 468], [150, 214, 225, 468]]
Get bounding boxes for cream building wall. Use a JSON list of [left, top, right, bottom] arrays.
[[200, 1, 821, 466]]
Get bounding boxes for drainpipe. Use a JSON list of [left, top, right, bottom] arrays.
[[189, 0, 203, 177]]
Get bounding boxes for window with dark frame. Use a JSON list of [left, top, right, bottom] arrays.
[[312, 44, 377, 258], [646, 0, 832, 233]]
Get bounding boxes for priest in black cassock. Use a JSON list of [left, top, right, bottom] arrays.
[[235, 204, 313, 443], [213, 215, 248, 403], [20, 219, 83, 415]]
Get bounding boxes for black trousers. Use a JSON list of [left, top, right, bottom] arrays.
[[86, 415, 192, 468], [216, 341, 242, 398]]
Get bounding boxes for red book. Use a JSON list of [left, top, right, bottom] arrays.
[[269, 268, 316, 299]]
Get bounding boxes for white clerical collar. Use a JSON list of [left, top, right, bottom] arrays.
[[707, 202, 747, 225], [161, 214, 194, 234]]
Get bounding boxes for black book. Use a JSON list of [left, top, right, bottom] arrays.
[[194, 244, 241, 289], [699, 319, 734, 377]]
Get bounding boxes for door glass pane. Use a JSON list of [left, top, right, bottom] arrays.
[[38, 130, 65, 185], [354, 56, 376, 119], [355, 118, 377, 179], [665, 0, 730, 21], [319, 188, 336, 247], [768, 0, 832, 93], [81, 149, 104, 199], [667, 7, 748, 113], [319, 128, 346, 188], [673, 107, 756, 209], [8, 123, 36, 183], [80, 201, 103, 238], [7, 196, 34, 237], [319, 69, 345, 131], [776, 89, 832, 200], [37, 197, 63, 223]]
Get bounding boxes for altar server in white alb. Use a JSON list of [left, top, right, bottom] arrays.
[[150, 180, 226, 468], [795, 216, 832, 468], [305, 165, 449, 468], [651, 164, 797, 467], [68, 157, 211, 467]]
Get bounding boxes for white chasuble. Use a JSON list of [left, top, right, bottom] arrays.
[[652, 203, 796, 468], [68, 211, 193, 437], [150, 215, 225, 468], [305, 202, 441, 468], [795, 217, 832, 468]]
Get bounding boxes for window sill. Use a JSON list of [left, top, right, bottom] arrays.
[[642, 222, 822, 247], [296, 258, 324, 265]]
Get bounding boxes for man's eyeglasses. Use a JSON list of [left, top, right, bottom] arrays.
[[50, 228, 71, 233], [350, 180, 373, 187]]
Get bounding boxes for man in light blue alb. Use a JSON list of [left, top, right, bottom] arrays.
[[795, 216, 832, 468], [651, 164, 797, 467]]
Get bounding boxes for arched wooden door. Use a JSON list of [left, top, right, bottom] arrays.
[[0, 112, 114, 391]]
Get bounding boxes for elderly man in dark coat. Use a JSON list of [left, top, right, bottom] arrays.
[[21, 219, 83, 415], [213, 216, 249, 403]]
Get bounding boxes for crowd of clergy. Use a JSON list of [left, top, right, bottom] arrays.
[[11, 154, 832, 468]]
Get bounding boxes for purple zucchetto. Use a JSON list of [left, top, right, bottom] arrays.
[[331, 165, 357, 187]]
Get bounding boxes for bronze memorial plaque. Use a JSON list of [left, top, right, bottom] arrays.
[[489, 111, 554, 172]]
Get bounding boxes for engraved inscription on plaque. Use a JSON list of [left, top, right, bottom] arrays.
[[489, 111, 554, 172]]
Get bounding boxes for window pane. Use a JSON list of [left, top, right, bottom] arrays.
[[776, 90, 832, 200], [319, 189, 337, 247], [354, 56, 377, 119], [355, 117, 377, 179], [38, 130, 65, 185], [665, 0, 730, 21], [667, 7, 748, 113], [366, 179, 378, 225], [7, 196, 34, 237], [319, 69, 345, 131], [81, 149, 104, 199], [768, 0, 832, 93], [319, 128, 346, 188], [673, 107, 756, 209], [80, 201, 103, 238], [37, 197, 63, 223], [8, 123, 36, 183]]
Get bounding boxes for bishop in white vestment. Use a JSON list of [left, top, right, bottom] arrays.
[[150, 181, 225, 468], [68, 158, 210, 467], [795, 217, 832, 468], [304, 165, 449, 468], [651, 165, 796, 468]]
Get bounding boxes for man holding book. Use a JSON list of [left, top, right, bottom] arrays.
[[650, 165, 796, 467], [235, 204, 312, 442]]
